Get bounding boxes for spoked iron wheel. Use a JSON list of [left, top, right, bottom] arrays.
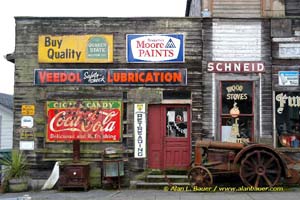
[[188, 166, 213, 187], [240, 150, 281, 187]]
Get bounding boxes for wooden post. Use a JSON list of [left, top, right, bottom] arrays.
[[73, 140, 80, 162]]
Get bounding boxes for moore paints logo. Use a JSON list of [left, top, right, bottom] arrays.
[[127, 34, 184, 63]]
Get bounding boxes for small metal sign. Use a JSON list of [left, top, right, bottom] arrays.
[[21, 105, 35, 116], [134, 104, 146, 158], [21, 116, 34, 128], [20, 141, 34, 150], [278, 71, 299, 86], [18, 128, 34, 140]]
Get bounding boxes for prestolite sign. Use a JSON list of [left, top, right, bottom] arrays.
[[38, 35, 113, 63], [126, 34, 184, 63]]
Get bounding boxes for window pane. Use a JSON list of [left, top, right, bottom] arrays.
[[166, 107, 187, 137], [221, 81, 253, 114], [221, 116, 253, 142]]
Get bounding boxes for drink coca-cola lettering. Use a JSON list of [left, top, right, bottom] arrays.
[[46, 100, 122, 142], [49, 109, 118, 133], [48, 109, 120, 142]]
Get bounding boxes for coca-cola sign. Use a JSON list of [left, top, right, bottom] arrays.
[[46, 100, 122, 142]]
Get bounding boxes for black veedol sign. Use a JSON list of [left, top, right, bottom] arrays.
[[34, 69, 187, 86]]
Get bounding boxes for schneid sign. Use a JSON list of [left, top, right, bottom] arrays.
[[126, 34, 184, 63]]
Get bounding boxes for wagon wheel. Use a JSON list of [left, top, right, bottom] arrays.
[[240, 150, 281, 187], [188, 166, 213, 187]]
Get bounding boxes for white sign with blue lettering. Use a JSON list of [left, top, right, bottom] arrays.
[[126, 34, 184, 63], [134, 104, 146, 158], [278, 71, 299, 86]]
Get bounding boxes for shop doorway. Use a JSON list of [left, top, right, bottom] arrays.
[[147, 104, 191, 170]]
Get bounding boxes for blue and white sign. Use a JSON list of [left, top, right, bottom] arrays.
[[127, 34, 184, 63], [278, 71, 299, 86]]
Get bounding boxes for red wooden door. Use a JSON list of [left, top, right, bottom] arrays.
[[148, 104, 191, 170]]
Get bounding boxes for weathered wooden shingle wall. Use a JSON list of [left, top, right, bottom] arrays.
[[212, 0, 261, 18], [14, 17, 202, 177], [272, 18, 300, 91], [202, 18, 272, 142], [285, 0, 300, 16]]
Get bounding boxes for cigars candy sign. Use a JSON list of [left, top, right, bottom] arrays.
[[46, 100, 122, 142], [127, 34, 184, 63], [38, 35, 113, 63]]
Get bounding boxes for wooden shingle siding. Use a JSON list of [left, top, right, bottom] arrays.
[[272, 18, 300, 90], [285, 0, 300, 16], [213, 0, 261, 18], [202, 18, 272, 141]]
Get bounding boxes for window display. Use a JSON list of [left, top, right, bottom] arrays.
[[220, 81, 254, 143], [275, 92, 300, 148], [166, 107, 188, 137]]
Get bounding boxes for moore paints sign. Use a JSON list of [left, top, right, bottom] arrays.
[[46, 100, 122, 142], [38, 35, 113, 63], [127, 34, 184, 63]]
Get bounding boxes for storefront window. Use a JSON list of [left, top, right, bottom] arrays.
[[275, 92, 300, 148], [220, 81, 254, 143], [166, 107, 187, 137]]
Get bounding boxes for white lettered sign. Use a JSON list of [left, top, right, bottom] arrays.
[[127, 34, 184, 63], [134, 104, 146, 158], [21, 116, 34, 128], [20, 141, 35, 150]]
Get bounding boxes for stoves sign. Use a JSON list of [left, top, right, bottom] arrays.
[[126, 34, 184, 63], [46, 100, 122, 142], [38, 35, 113, 63]]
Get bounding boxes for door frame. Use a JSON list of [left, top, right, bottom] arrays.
[[147, 104, 191, 170]]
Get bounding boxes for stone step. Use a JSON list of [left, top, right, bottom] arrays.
[[146, 174, 189, 183], [130, 180, 190, 189], [147, 174, 188, 179], [146, 174, 188, 182]]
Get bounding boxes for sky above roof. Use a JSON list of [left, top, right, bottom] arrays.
[[0, 0, 187, 95]]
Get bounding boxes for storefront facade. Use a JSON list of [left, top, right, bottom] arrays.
[[13, 17, 202, 183], [272, 18, 300, 154], [12, 14, 300, 187], [201, 19, 273, 145]]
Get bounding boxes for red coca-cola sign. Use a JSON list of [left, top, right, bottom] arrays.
[[46, 100, 122, 142]]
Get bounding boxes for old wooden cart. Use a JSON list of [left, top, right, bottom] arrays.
[[188, 140, 300, 187]]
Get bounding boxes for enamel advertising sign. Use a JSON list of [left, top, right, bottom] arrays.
[[126, 34, 184, 63], [34, 69, 187, 86], [278, 71, 299, 86], [134, 104, 146, 158], [38, 35, 113, 63], [46, 100, 122, 142]]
